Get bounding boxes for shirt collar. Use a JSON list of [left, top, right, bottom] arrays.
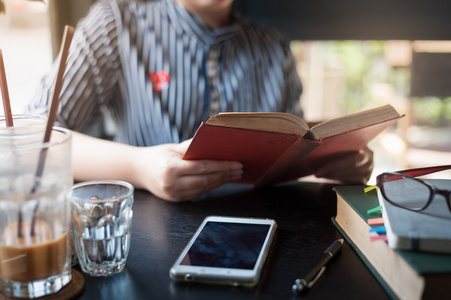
[[163, 0, 241, 45]]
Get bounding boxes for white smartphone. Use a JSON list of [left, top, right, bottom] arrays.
[[169, 216, 278, 287]]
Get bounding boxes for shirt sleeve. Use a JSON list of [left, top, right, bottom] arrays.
[[27, 2, 122, 133]]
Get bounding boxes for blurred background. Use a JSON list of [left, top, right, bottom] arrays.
[[1, 0, 450, 183]]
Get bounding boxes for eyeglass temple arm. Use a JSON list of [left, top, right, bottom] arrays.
[[398, 165, 451, 177]]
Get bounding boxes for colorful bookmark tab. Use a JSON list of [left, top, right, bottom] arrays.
[[368, 217, 384, 226], [369, 226, 386, 234], [370, 235, 388, 242], [367, 206, 382, 215], [364, 185, 378, 193]]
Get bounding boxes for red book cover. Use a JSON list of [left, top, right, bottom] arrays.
[[183, 123, 317, 185]]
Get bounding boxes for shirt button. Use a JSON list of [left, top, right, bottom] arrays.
[[210, 101, 219, 111], [211, 91, 219, 99], [207, 60, 218, 69], [207, 67, 217, 77]]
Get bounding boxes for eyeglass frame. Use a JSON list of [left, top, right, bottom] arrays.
[[376, 165, 451, 212]]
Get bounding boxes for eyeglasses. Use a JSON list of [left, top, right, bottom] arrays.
[[376, 165, 451, 212]]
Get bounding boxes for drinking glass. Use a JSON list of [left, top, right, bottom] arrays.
[[0, 121, 73, 299], [71, 180, 134, 277]]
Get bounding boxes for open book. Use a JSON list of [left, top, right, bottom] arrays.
[[183, 104, 404, 187]]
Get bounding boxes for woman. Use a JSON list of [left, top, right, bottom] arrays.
[[28, 0, 373, 201]]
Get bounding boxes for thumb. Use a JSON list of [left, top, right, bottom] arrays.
[[177, 138, 193, 154]]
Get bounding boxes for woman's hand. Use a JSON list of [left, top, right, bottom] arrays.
[[132, 139, 243, 202], [72, 132, 243, 202], [314, 147, 374, 184]]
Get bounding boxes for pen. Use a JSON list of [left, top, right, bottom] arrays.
[[292, 238, 344, 294]]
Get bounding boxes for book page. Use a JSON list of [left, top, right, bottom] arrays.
[[310, 105, 402, 139], [206, 112, 309, 135]]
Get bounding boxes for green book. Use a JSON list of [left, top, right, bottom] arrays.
[[333, 185, 451, 300]]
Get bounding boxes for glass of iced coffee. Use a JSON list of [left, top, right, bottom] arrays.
[[0, 117, 73, 299]]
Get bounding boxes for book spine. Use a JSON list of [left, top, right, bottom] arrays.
[[254, 138, 319, 187]]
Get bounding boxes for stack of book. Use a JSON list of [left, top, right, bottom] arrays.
[[333, 185, 451, 300]]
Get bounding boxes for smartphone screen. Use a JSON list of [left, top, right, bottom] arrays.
[[170, 216, 277, 287], [181, 221, 271, 269]]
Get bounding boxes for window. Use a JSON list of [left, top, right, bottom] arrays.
[[291, 40, 451, 182], [0, 0, 52, 114]]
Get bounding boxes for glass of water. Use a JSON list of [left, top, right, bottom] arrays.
[[71, 180, 134, 276]]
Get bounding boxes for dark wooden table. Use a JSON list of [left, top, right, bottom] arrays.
[[76, 181, 390, 300]]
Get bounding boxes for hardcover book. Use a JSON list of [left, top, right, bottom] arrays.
[[333, 185, 451, 300], [184, 105, 403, 187]]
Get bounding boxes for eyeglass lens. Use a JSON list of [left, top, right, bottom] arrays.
[[382, 174, 431, 210]]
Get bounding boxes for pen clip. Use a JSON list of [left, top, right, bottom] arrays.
[[307, 266, 326, 288]]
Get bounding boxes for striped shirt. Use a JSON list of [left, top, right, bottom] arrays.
[[28, 0, 303, 146]]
